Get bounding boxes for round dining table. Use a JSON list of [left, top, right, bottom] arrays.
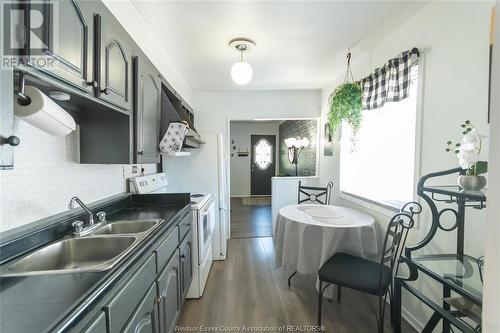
[[274, 204, 379, 276]]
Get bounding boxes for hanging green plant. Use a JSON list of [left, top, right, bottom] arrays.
[[328, 83, 363, 134], [328, 51, 363, 135]]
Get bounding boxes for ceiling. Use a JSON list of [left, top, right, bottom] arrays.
[[131, 1, 426, 91]]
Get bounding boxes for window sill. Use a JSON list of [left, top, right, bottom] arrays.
[[338, 191, 401, 218]]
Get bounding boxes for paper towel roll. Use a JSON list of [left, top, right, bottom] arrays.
[[14, 85, 76, 136]]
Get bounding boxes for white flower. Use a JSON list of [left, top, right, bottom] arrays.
[[463, 129, 480, 144], [457, 148, 479, 169], [461, 129, 480, 150]]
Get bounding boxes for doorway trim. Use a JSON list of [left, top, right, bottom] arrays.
[[226, 117, 321, 238]]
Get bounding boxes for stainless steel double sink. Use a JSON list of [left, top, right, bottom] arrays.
[[1, 219, 162, 277]]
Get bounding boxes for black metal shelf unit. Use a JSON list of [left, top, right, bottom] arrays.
[[394, 168, 486, 333]]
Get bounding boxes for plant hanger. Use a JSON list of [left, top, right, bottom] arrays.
[[343, 50, 355, 84]]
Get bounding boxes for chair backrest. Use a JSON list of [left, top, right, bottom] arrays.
[[378, 202, 422, 291], [298, 181, 334, 205]]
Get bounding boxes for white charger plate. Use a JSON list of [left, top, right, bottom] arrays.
[[298, 206, 342, 219], [313, 216, 354, 225]]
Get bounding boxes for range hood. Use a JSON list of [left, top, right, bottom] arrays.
[[161, 85, 204, 149]]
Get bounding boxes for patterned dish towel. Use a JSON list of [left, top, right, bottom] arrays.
[[159, 122, 189, 153]]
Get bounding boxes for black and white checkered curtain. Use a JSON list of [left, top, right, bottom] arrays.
[[359, 48, 420, 110]]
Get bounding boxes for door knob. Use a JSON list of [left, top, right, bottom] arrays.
[[101, 88, 110, 95]]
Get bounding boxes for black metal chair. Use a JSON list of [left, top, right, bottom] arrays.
[[287, 181, 335, 287], [297, 181, 334, 205], [316, 202, 422, 333]]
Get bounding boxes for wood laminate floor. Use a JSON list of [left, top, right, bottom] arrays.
[[230, 197, 272, 239], [178, 238, 417, 333]]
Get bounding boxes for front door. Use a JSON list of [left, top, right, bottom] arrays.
[[250, 135, 276, 195]]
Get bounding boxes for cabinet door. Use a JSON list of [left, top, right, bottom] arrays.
[[157, 251, 180, 333], [180, 231, 193, 305], [30, 0, 95, 93], [123, 285, 158, 333], [80, 312, 108, 333], [0, 69, 15, 170], [134, 56, 161, 163], [97, 13, 133, 111]]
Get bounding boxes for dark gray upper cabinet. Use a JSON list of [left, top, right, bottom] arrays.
[[134, 55, 161, 163], [157, 251, 180, 333], [97, 12, 133, 111], [31, 0, 95, 93], [0, 69, 15, 170], [179, 231, 193, 306], [123, 285, 159, 333]]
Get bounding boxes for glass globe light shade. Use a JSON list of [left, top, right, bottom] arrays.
[[301, 138, 310, 148], [285, 138, 297, 148], [231, 61, 253, 85]]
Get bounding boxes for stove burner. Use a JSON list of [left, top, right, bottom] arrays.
[[191, 194, 204, 198]]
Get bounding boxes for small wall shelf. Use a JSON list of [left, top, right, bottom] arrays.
[[162, 151, 191, 157]]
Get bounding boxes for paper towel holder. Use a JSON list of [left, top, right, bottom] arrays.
[[16, 72, 31, 106]]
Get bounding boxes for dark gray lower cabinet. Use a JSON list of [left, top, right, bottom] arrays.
[[70, 219, 192, 333], [123, 285, 159, 333], [81, 312, 107, 333], [157, 251, 181, 333], [180, 231, 193, 305], [106, 254, 156, 333]]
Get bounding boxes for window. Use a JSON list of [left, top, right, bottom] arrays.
[[254, 138, 272, 170], [340, 66, 418, 208]]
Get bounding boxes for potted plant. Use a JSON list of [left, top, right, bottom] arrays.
[[445, 120, 488, 190], [328, 82, 363, 135], [328, 51, 363, 136]]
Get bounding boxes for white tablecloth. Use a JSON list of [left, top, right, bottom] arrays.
[[274, 204, 378, 275]]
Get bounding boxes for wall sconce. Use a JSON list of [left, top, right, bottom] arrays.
[[285, 137, 309, 176]]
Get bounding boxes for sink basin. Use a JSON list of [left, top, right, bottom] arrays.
[[93, 220, 160, 236], [2, 236, 137, 277]]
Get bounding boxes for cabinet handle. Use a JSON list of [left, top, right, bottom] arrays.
[[180, 254, 186, 259], [4, 136, 20, 146], [156, 297, 161, 304], [137, 151, 144, 156], [101, 88, 110, 95], [86, 80, 97, 88], [186, 223, 191, 227]]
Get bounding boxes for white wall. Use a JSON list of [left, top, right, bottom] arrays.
[[194, 90, 321, 134], [483, 2, 499, 330], [0, 121, 126, 232], [318, 1, 494, 329], [102, 0, 193, 105], [229, 121, 280, 197], [193, 90, 321, 204]]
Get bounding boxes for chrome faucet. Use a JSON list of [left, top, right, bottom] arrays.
[[69, 196, 95, 225], [68, 197, 107, 237]]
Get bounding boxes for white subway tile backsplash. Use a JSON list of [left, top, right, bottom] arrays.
[[0, 120, 127, 232]]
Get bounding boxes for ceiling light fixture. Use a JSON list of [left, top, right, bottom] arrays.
[[229, 37, 256, 85]]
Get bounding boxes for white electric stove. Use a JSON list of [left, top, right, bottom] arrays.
[[130, 173, 215, 298]]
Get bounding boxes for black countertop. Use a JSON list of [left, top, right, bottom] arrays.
[[0, 193, 191, 333]]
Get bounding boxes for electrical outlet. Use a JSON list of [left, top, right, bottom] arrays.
[[123, 164, 141, 179]]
